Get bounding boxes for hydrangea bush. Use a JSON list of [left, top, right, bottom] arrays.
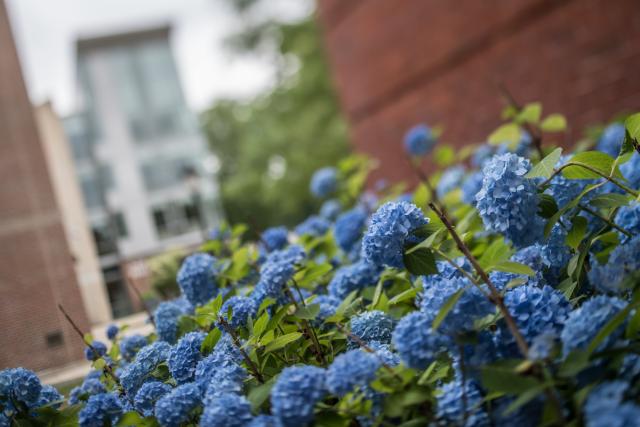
[[4, 105, 640, 427]]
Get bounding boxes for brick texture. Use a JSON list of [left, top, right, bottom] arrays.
[[317, 0, 640, 184], [0, 0, 90, 371]]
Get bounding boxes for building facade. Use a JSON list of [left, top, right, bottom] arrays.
[[0, 0, 90, 371], [65, 26, 221, 319], [317, 0, 640, 184]]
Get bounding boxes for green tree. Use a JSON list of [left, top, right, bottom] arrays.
[[201, 9, 348, 230]]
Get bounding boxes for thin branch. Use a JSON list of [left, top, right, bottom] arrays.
[[57, 305, 122, 391], [578, 204, 632, 237], [218, 316, 264, 383], [540, 163, 639, 197], [284, 284, 326, 365], [427, 203, 530, 357], [406, 156, 455, 224]]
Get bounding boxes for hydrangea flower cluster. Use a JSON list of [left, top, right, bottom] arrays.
[[271, 366, 326, 426], [310, 167, 338, 198], [333, 206, 367, 253], [7, 113, 640, 427], [177, 253, 218, 306], [475, 153, 543, 247], [362, 201, 428, 268], [349, 310, 394, 346], [403, 124, 436, 156], [261, 226, 289, 252], [596, 123, 625, 157]]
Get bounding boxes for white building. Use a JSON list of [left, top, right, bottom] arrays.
[[64, 25, 221, 319]]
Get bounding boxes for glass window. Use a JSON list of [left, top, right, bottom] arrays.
[[141, 157, 193, 191], [151, 201, 199, 238]]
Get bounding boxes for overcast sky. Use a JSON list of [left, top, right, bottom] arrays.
[[6, 0, 311, 116]]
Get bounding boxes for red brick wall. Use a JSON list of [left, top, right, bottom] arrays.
[[0, 0, 90, 371], [317, 0, 640, 183]]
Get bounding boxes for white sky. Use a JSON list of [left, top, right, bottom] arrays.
[[6, 0, 312, 116]]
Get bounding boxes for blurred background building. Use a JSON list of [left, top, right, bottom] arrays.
[[64, 25, 221, 319], [317, 0, 640, 183]]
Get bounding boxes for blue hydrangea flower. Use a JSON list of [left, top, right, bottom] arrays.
[[436, 378, 489, 427], [201, 393, 253, 427], [472, 144, 495, 168], [420, 277, 494, 336], [327, 349, 380, 396], [84, 341, 107, 361], [154, 297, 193, 344], [368, 341, 400, 366], [596, 123, 625, 157], [392, 312, 450, 369], [584, 380, 640, 427], [349, 310, 395, 346], [261, 227, 288, 252], [177, 253, 218, 306], [497, 285, 570, 357], [194, 334, 244, 392], [528, 332, 558, 361], [312, 294, 341, 326], [220, 296, 258, 328], [68, 378, 106, 404], [620, 152, 640, 190], [247, 415, 277, 427], [334, 207, 368, 253], [1, 368, 42, 408], [363, 201, 429, 269], [203, 364, 247, 399], [34, 385, 63, 410], [106, 324, 119, 340], [460, 331, 500, 370], [154, 383, 201, 427], [167, 331, 206, 384], [310, 167, 338, 198], [437, 165, 465, 198], [119, 334, 147, 362], [475, 153, 543, 247], [614, 202, 640, 242], [462, 171, 484, 205], [295, 215, 330, 237], [588, 235, 640, 294], [271, 365, 326, 427], [404, 124, 436, 156], [541, 225, 572, 280], [251, 245, 306, 304], [319, 199, 341, 221], [134, 381, 172, 417], [327, 260, 381, 300], [561, 295, 627, 355], [78, 393, 123, 427], [120, 341, 171, 396], [545, 156, 589, 209]]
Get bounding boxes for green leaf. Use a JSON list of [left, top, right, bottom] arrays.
[[247, 379, 275, 411], [389, 288, 419, 305], [492, 261, 535, 276], [263, 332, 303, 353], [295, 304, 320, 320], [562, 151, 622, 180], [488, 123, 521, 147], [403, 247, 438, 276], [537, 194, 559, 218], [480, 366, 540, 394], [431, 287, 467, 331], [517, 102, 542, 124], [478, 237, 514, 270], [412, 183, 430, 209], [624, 112, 640, 141], [295, 263, 333, 288], [566, 216, 588, 250], [540, 114, 567, 132], [588, 193, 631, 209], [544, 184, 599, 237], [434, 145, 455, 167], [526, 147, 562, 179], [252, 311, 270, 337], [201, 328, 222, 354]]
